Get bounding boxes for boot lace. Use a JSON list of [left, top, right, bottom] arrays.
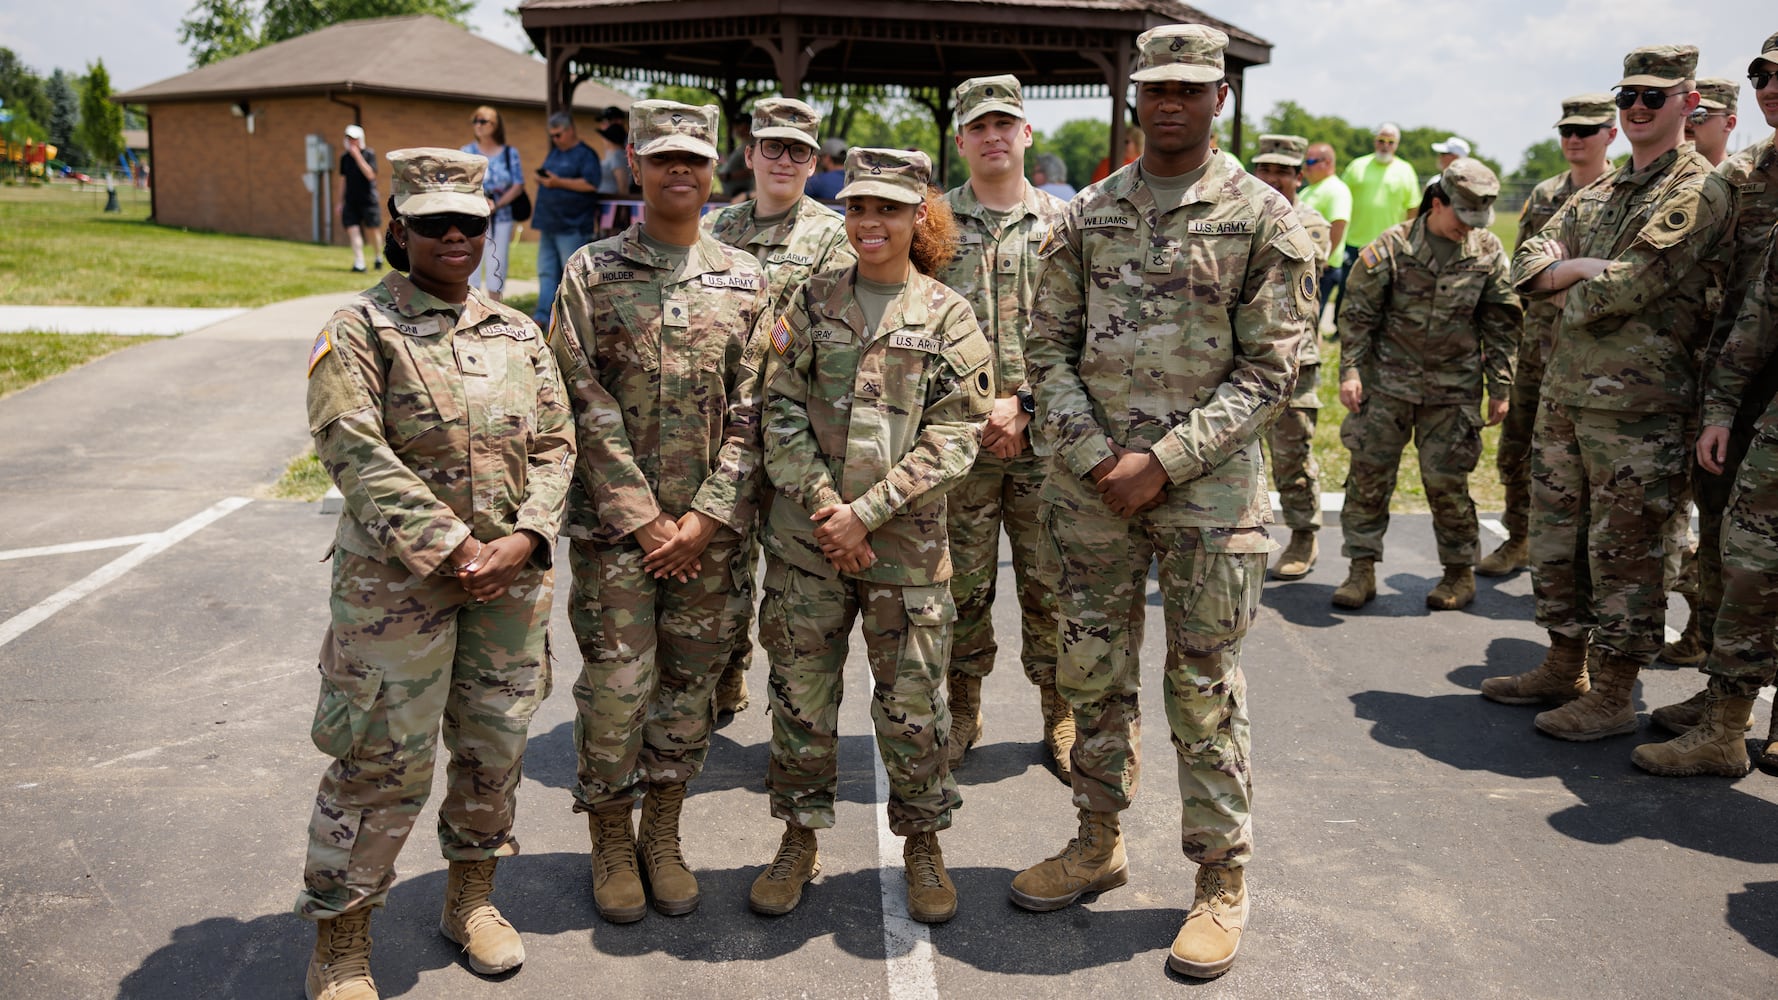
[[454, 862, 511, 934], [642, 785, 688, 869], [320, 911, 374, 986], [906, 836, 944, 889], [766, 830, 812, 880], [596, 814, 638, 873]]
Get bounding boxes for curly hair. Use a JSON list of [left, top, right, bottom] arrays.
[[909, 188, 958, 276]]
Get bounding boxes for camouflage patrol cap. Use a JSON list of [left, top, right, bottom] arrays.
[[1130, 24, 1228, 84], [1252, 133, 1309, 168], [836, 147, 932, 205], [751, 97, 822, 147], [387, 147, 489, 217], [1616, 44, 1698, 88], [1696, 77, 1739, 113], [1753, 32, 1778, 73], [630, 100, 720, 160], [1441, 157, 1500, 229], [1554, 93, 1617, 127], [953, 74, 1025, 126]]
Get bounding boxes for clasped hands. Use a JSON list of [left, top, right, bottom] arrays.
[[450, 532, 540, 603], [1087, 438, 1169, 518]]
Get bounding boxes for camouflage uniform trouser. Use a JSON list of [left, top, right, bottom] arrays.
[[1705, 422, 1778, 698], [1530, 400, 1687, 659], [758, 559, 960, 836], [297, 548, 552, 921], [1693, 363, 1778, 643], [567, 530, 749, 811], [721, 492, 772, 675], [1338, 391, 1482, 566], [1496, 333, 1546, 541], [944, 449, 1058, 686], [1264, 363, 1322, 532], [1043, 505, 1270, 868]]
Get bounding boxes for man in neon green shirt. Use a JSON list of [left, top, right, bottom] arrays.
[[1300, 141, 1351, 328], [1335, 123, 1420, 322]]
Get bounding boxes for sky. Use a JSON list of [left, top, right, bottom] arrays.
[[2, 0, 1771, 169]]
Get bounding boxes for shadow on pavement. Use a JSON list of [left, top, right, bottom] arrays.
[[1726, 880, 1778, 959]]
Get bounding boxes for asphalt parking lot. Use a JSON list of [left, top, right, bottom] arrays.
[[2, 309, 1776, 999]]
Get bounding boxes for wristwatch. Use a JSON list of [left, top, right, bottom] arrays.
[[1017, 390, 1036, 415]]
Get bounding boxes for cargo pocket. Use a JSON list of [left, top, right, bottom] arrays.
[[898, 584, 957, 687], [1178, 527, 1273, 656], [756, 560, 793, 662], [1449, 405, 1484, 474], [310, 626, 384, 760]]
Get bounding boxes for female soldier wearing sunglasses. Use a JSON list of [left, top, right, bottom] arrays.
[[297, 147, 573, 1000]]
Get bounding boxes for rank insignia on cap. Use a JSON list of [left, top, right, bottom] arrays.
[[770, 315, 793, 355], [985, 87, 995, 96], [307, 329, 333, 377]]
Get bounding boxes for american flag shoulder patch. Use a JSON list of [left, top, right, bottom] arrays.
[[770, 315, 793, 356], [307, 329, 333, 377]]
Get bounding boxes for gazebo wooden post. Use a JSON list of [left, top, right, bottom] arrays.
[[1106, 34, 1131, 177], [545, 31, 568, 115], [1228, 66, 1245, 158]]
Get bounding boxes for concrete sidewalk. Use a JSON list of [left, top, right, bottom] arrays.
[[0, 305, 249, 336]]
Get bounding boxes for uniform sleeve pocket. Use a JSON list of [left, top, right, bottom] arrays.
[[310, 632, 383, 760], [902, 584, 957, 629]]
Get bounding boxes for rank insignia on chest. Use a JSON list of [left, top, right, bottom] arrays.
[[307, 329, 333, 377], [770, 315, 794, 355]]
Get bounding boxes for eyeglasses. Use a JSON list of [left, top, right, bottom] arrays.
[[1687, 108, 1725, 125], [1374, 136, 1398, 145], [1304, 157, 1324, 165], [1558, 123, 1606, 139], [757, 138, 814, 164], [471, 117, 494, 126], [1614, 87, 1678, 110], [1750, 70, 1776, 90], [404, 213, 490, 239]]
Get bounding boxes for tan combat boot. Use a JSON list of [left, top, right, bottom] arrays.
[[1632, 693, 1756, 777], [1761, 714, 1778, 775], [945, 671, 984, 769], [1657, 598, 1708, 666], [1480, 632, 1589, 705], [1009, 808, 1128, 912], [1475, 535, 1529, 577], [1535, 650, 1642, 741], [903, 831, 958, 923], [1425, 565, 1475, 611], [714, 662, 749, 715], [637, 782, 700, 915], [1038, 683, 1075, 783], [749, 824, 820, 916], [1652, 685, 1754, 736], [1330, 558, 1376, 609], [587, 804, 646, 923], [439, 857, 525, 974], [1168, 865, 1248, 979], [1270, 529, 1318, 580], [306, 908, 377, 1000]]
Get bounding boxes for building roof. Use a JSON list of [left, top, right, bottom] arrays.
[[115, 14, 631, 110]]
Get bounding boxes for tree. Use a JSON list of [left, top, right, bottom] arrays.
[[0, 47, 53, 132], [1035, 118, 1108, 194], [46, 69, 83, 165], [178, 0, 261, 68], [179, 0, 476, 67], [75, 60, 124, 175], [1511, 138, 1567, 185]]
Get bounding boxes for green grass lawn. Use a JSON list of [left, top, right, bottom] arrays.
[[268, 448, 332, 501], [0, 182, 536, 308], [0, 330, 156, 398]]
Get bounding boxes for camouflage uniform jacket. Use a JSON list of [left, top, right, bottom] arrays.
[[1514, 145, 1734, 414], [1292, 199, 1333, 369], [306, 272, 574, 578], [702, 194, 855, 320], [549, 224, 771, 544], [762, 266, 994, 585], [1026, 153, 1317, 528], [1339, 214, 1521, 405], [935, 180, 1070, 455], [1514, 170, 1583, 365], [1704, 135, 1778, 367], [1703, 230, 1778, 430]]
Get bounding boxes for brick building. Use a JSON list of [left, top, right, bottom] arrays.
[[115, 14, 630, 245]]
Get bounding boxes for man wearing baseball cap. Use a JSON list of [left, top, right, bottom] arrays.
[[549, 99, 774, 923], [1479, 94, 1616, 581], [1635, 30, 1778, 776], [931, 74, 1073, 780], [335, 123, 381, 272], [1013, 22, 1316, 980], [1498, 45, 1734, 750], [1432, 135, 1471, 170]]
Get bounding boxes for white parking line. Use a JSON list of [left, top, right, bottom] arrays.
[[0, 498, 252, 649], [873, 752, 939, 1000], [0, 534, 161, 562]]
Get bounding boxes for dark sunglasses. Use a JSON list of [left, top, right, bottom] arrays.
[[404, 213, 490, 239], [1558, 123, 1605, 139], [471, 117, 494, 125], [1687, 107, 1724, 125], [1304, 156, 1324, 165], [757, 138, 814, 164], [1751, 70, 1776, 90], [1614, 87, 1677, 110]]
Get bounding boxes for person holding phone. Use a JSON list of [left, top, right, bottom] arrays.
[[532, 112, 604, 330]]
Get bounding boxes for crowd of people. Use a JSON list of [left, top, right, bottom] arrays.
[[292, 22, 1778, 1000]]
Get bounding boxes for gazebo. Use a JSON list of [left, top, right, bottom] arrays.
[[518, 0, 1271, 178]]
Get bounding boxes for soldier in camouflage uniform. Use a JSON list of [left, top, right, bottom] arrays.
[[1331, 159, 1520, 612], [702, 97, 856, 718], [931, 74, 1072, 777], [548, 101, 770, 923], [299, 148, 573, 1000], [1686, 78, 1741, 167], [1644, 32, 1778, 746], [1481, 94, 1617, 579], [1249, 133, 1333, 580], [1010, 25, 1316, 981], [747, 147, 993, 925], [1487, 46, 1734, 743]]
